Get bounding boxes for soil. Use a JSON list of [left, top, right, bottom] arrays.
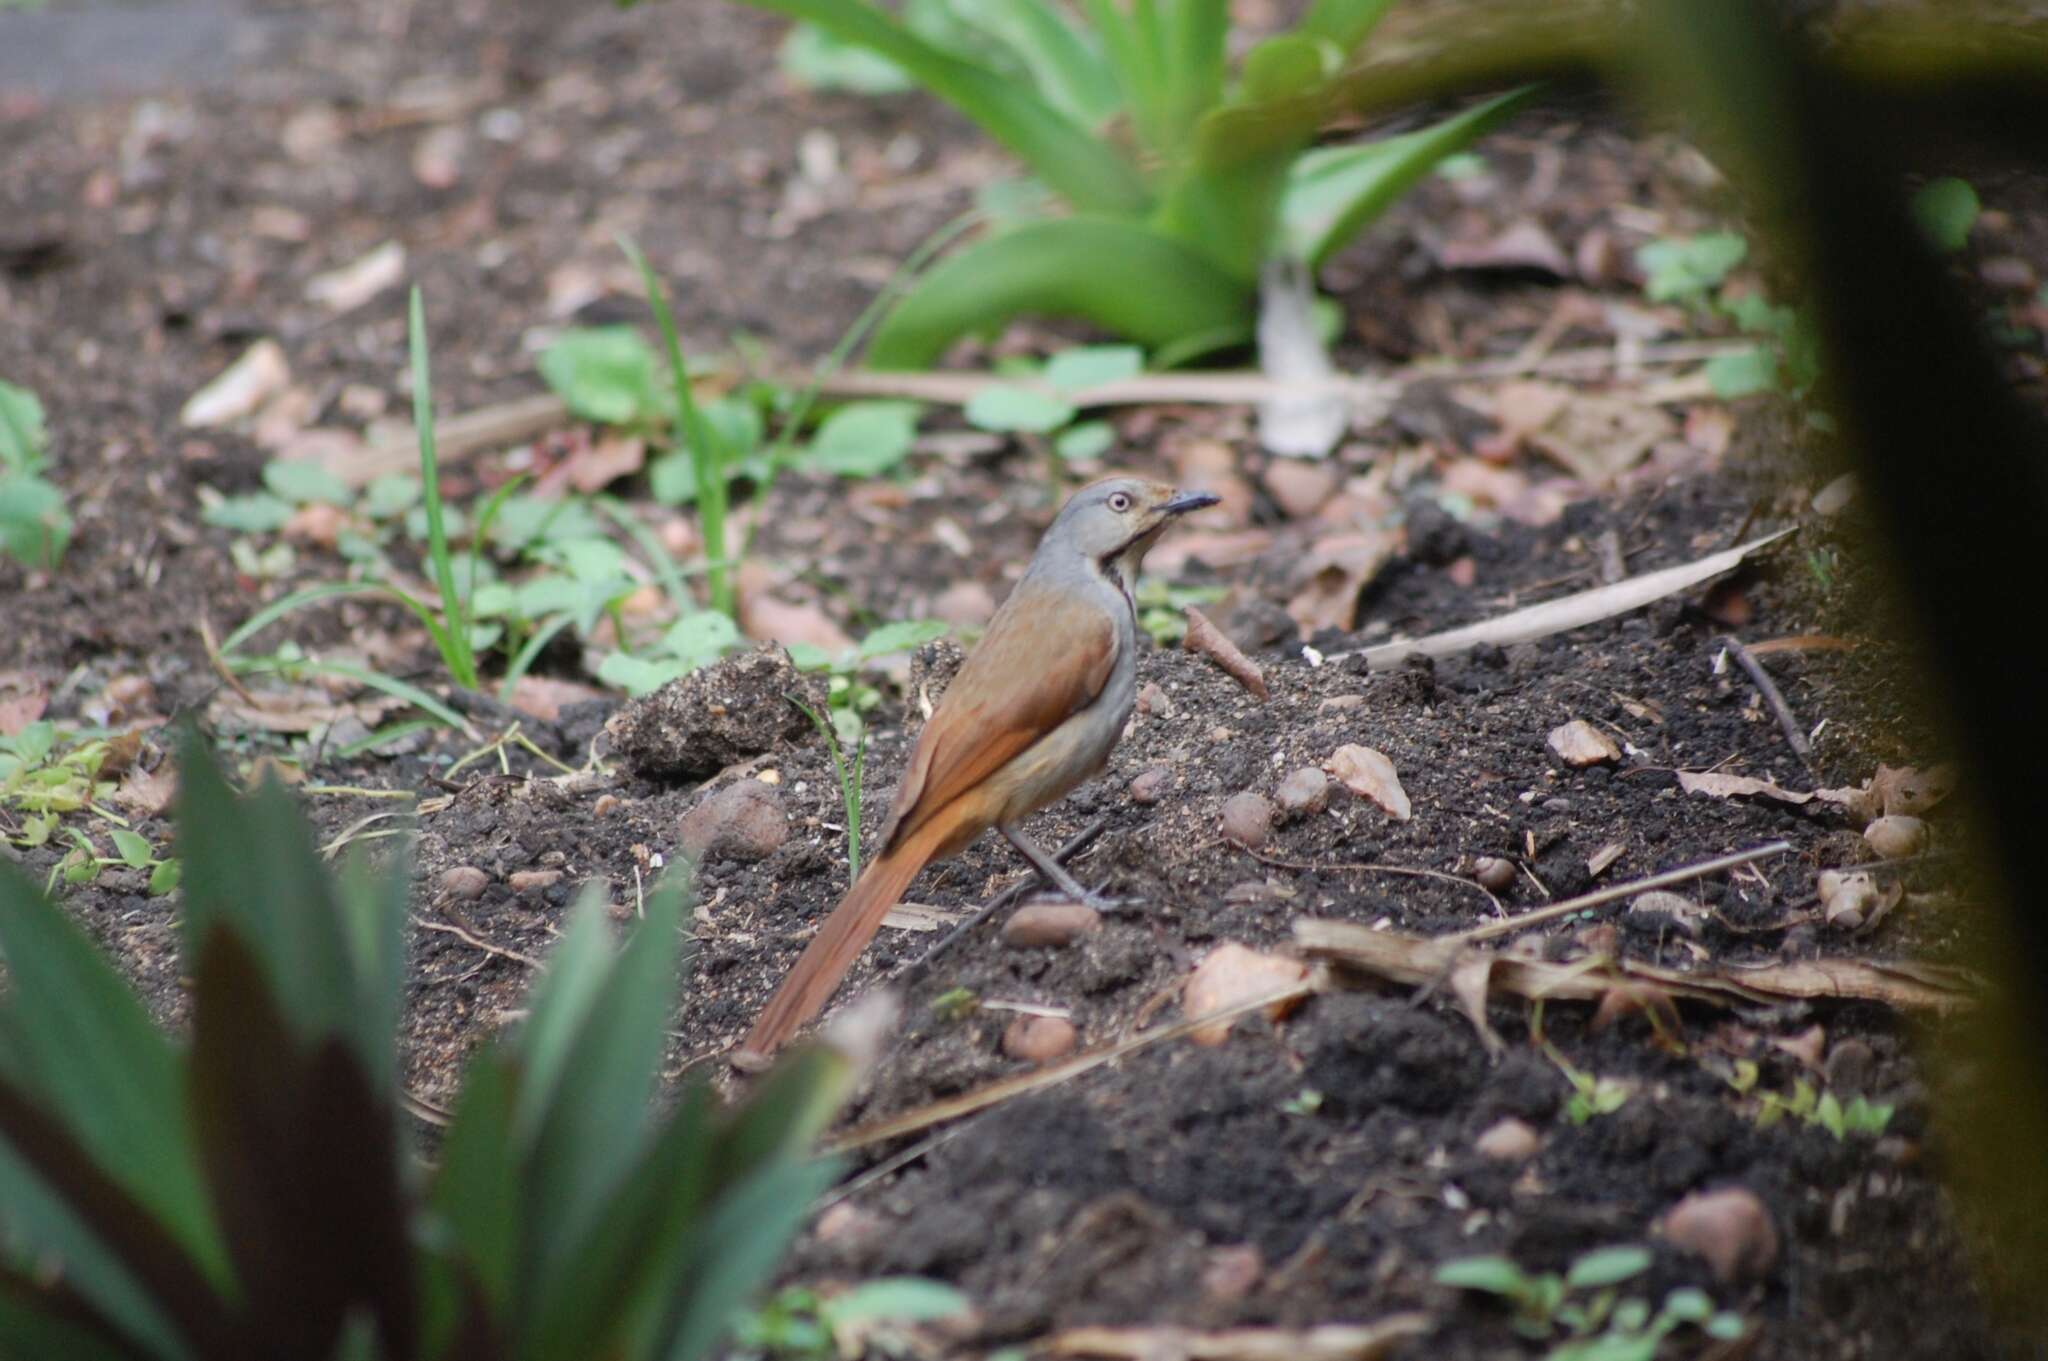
[[3, 1, 2042, 1358]]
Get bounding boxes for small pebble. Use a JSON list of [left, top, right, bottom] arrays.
[[1662, 1187, 1779, 1284], [1201, 1245, 1264, 1301], [1863, 815, 1926, 860], [1548, 719, 1621, 768], [1473, 856, 1516, 891], [1136, 682, 1174, 717], [509, 869, 563, 893], [1130, 767, 1172, 805], [1475, 1117, 1541, 1162], [1263, 459, 1340, 519], [438, 865, 490, 901], [1002, 1014, 1078, 1063], [1001, 902, 1103, 949], [1275, 767, 1330, 818], [1219, 791, 1274, 848], [677, 780, 789, 862], [1824, 1038, 1876, 1095]]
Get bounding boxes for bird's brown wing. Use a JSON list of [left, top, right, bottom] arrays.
[[880, 578, 1117, 852]]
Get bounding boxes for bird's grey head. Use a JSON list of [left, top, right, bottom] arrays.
[[1039, 476, 1219, 591]]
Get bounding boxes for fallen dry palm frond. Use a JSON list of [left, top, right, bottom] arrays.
[[1046, 1315, 1433, 1361], [1337, 529, 1794, 669], [1294, 917, 1976, 1016]]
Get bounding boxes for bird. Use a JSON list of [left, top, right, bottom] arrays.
[[736, 476, 1219, 1062]]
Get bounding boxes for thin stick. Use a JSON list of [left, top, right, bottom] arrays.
[[1240, 846, 1503, 917], [826, 977, 1319, 1152], [813, 1122, 975, 1213], [1723, 635, 1814, 761], [1446, 840, 1795, 946], [889, 816, 1111, 988], [417, 917, 543, 969]]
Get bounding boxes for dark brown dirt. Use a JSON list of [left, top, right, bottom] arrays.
[[4, 2, 2042, 1359]]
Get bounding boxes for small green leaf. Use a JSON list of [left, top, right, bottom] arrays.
[[965, 384, 1074, 433], [1043, 344, 1142, 392], [1911, 177, 1979, 254], [1705, 346, 1777, 399], [784, 642, 836, 672], [1636, 232, 1748, 302], [1611, 1297, 1651, 1331], [597, 653, 691, 697], [109, 829, 154, 870], [148, 857, 182, 896], [661, 612, 742, 668], [0, 473, 71, 568], [1054, 420, 1115, 461], [361, 473, 422, 519], [262, 459, 354, 507], [1705, 1312, 1746, 1340], [539, 327, 661, 426], [200, 492, 295, 533], [809, 400, 923, 477], [1434, 1255, 1529, 1296], [857, 619, 947, 659], [821, 1277, 972, 1328], [1662, 1287, 1713, 1322], [0, 378, 48, 473], [1566, 1246, 1651, 1289]]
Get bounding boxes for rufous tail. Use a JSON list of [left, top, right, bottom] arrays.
[[739, 815, 950, 1059]]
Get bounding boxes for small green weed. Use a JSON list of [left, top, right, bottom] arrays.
[[733, 1277, 970, 1359], [1135, 577, 1227, 646], [0, 377, 71, 569], [1724, 1060, 1894, 1139], [48, 824, 181, 897], [1281, 1087, 1324, 1116], [1635, 231, 1822, 402], [1547, 1046, 1630, 1125], [788, 693, 868, 887], [787, 618, 950, 744], [0, 723, 173, 896], [929, 986, 979, 1022], [962, 344, 1139, 463], [1436, 1245, 1745, 1358]]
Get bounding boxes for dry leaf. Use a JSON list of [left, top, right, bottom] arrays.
[[1676, 770, 1863, 808], [306, 240, 406, 315], [1438, 219, 1571, 275], [1049, 1317, 1431, 1361], [1528, 392, 1676, 486], [1450, 952, 1502, 1055], [735, 562, 855, 655], [1587, 841, 1626, 876], [1323, 745, 1411, 821], [562, 434, 648, 494], [1295, 917, 1974, 1012], [1548, 719, 1620, 767], [506, 675, 608, 723], [113, 762, 178, 816], [1184, 944, 1309, 1046], [181, 339, 290, 428], [1348, 530, 1793, 669], [1287, 531, 1396, 635], [0, 676, 48, 736], [1868, 764, 1956, 819], [1183, 608, 1267, 700]]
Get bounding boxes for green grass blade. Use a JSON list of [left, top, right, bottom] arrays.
[[409, 287, 479, 690], [428, 1050, 523, 1317], [0, 864, 233, 1300], [660, 1158, 843, 1361], [218, 581, 446, 660], [290, 658, 471, 732], [740, 0, 1147, 215], [592, 495, 693, 621], [1282, 86, 1535, 268], [621, 238, 731, 620], [1161, 0, 1229, 150], [864, 217, 1251, 369], [495, 614, 577, 707], [1081, 0, 1164, 156], [1298, 0, 1396, 54], [949, 0, 1120, 125]]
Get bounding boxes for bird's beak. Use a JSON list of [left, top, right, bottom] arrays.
[[1161, 489, 1221, 517]]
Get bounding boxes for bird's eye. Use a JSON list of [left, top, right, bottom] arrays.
[[1108, 492, 1133, 512]]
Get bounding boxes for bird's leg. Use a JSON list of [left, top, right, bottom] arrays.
[[1000, 822, 1131, 912]]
